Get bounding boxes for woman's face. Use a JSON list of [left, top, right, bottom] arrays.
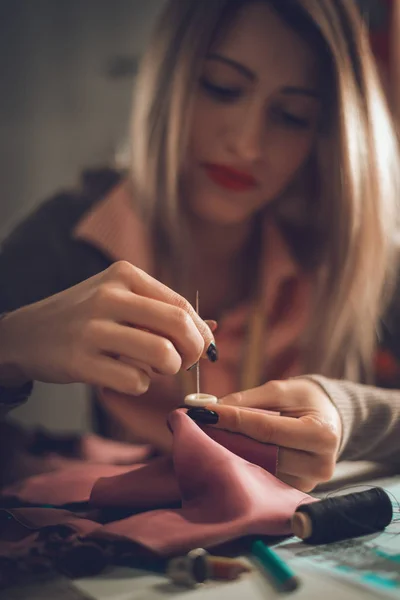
[[183, 2, 322, 225]]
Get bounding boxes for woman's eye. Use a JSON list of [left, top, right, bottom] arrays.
[[200, 78, 241, 102], [274, 108, 311, 129]]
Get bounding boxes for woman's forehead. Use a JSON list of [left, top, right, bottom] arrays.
[[210, 3, 320, 88]]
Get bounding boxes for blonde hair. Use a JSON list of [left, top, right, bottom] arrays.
[[130, 0, 400, 383]]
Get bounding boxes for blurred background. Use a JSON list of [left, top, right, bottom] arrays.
[[0, 0, 395, 434], [0, 0, 163, 433]]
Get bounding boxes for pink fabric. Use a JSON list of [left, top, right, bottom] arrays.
[[90, 456, 179, 508], [201, 425, 278, 473], [91, 411, 309, 555], [72, 182, 313, 443], [0, 410, 313, 587], [2, 411, 279, 511], [3, 463, 139, 506]]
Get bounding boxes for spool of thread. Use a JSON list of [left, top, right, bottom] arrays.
[[167, 548, 209, 586], [166, 549, 251, 587], [184, 393, 218, 407], [291, 487, 393, 545]]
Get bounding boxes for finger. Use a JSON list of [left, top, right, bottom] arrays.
[[278, 473, 317, 493], [114, 293, 204, 369], [276, 447, 335, 482], [82, 355, 151, 396], [218, 380, 289, 410], [118, 356, 154, 378], [93, 321, 182, 375], [106, 262, 216, 357], [206, 404, 333, 454], [205, 320, 218, 332]]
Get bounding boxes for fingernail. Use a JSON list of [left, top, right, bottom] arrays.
[[187, 407, 219, 424], [206, 343, 219, 363], [186, 362, 198, 372]]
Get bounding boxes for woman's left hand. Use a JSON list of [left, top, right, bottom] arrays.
[[204, 378, 342, 492]]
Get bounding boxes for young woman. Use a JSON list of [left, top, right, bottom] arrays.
[[1, 0, 400, 492]]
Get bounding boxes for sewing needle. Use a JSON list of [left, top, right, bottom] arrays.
[[183, 291, 218, 407], [196, 290, 200, 397]]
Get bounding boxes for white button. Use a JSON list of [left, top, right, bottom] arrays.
[[184, 393, 218, 407]]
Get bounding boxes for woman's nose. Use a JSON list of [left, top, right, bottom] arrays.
[[227, 104, 264, 163]]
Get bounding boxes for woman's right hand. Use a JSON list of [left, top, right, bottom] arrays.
[[0, 261, 217, 394]]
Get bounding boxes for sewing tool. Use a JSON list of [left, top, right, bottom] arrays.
[[184, 291, 218, 408], [166, 548, 251, 587], [251, 540, 300, 593], [291, 487, 393, 545]]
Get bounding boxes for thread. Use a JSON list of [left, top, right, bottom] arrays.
[[291, 487, 393, 545]]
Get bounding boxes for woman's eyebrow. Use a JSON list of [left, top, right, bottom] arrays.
[[206, 53, 255, 80], [206, 53, 320, 98]]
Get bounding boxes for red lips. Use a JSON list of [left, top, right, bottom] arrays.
[[203, 163, 258, 192]]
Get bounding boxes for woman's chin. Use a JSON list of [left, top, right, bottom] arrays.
[[190, 203, 256, 227]]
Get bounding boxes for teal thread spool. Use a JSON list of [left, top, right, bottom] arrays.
[[251, 540, 299, 592]]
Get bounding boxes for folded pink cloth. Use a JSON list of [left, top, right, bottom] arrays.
[[91, 411, 310, 555], [0, 410, 312, 586]]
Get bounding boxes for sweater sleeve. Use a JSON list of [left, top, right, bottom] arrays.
[[308, 375, 400, 464]]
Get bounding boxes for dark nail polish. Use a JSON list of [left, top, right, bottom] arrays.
[[186, 362, 198, 371], [206, 342, 219, 363], [187, 407, 219, 425]]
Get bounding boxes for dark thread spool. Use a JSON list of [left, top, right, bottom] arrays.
[[292, 487, 393, 545]]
